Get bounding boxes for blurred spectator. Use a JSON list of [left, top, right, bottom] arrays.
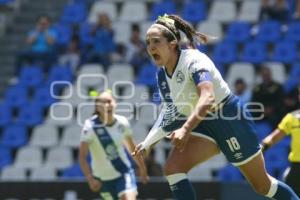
[[111, 43, 127, 64], [126, 23, 149, 74], [251, 66, 284, 126], [145, 150, 163, 177], [293, 0, 300, 19], [58, 35, 81, 72], [16, 15, 57, 72], [260, 0, 289, 22], [234, 78, 252, 104], [284, 84, 300, 113], [86, 13, 115, 69]]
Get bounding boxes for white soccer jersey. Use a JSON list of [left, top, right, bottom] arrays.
[[142, 49, 231, 150], [80, 114, 134, 181], [164, 49, 230, 114]]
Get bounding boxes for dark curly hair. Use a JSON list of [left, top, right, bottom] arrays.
[[155, 14, 209, 48]]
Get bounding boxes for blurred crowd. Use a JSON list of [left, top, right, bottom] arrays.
[[11, 0, 300, 177]]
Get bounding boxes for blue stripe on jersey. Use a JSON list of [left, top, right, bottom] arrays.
[[124, 147, 136, 169], [192, 69, 212, 85], [92, 117, 130, 174], [157, 69, 187, 132]]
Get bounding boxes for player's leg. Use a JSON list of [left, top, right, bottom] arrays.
[[284, 163, 300, 197], [119, 191, 136, 200], [238, 152, 300, 199], [99, 180, 118, 200], [117, 170, 138, 200], [164, 134, 220, 200], [211, 95, 299, 199]]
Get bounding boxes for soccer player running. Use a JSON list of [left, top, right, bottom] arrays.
[[132, 14, 299, 200], [262, 86, 300, 196], [79, 90, 148, 200]]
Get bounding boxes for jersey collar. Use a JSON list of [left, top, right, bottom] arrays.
[[165, 50, 181, 79]]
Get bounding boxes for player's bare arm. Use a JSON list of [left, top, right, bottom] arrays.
[[79, 142, 102, 192], [170, 81, 215, 151]]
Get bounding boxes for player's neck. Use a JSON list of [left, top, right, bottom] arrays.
[[165, 50, 180, 77], [98, 114, 115, 126]]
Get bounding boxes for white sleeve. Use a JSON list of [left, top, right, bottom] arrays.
[[80, 120, 94, 143], [122, 117, 133, 138], [140, 105, 169, 151]]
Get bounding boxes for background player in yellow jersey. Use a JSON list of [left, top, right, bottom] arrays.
[[262, 86, 300, 196]]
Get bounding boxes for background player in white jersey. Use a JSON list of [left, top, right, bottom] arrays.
[[79, 90, 148, 200], [133, 14, 299, 200]]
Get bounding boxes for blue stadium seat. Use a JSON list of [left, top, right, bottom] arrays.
[[61, 163, 84, 178], [278, 137, 291, 148], [46, 66, 73, 95], [0, 147, 12, 169], [255, 21, 281, 43], [254, 121, 272, 140], [197, 44, 208, 53], [225, 21, 251, 43], [79, 22, 93, 46], [17, 104, 43, 126], [265, 147, 289, 173], [1, 125, 28, 148], [217, 164, 243, 181], [0, 0, 14, 4], [285, 22, 300, 43], [0, 104, 12, 127], [136, 63, 157, 89], [241, 42, 267, 64], [289, 63, 300, 78], [32, 86, 57, 108], [4, 85, 28, 108], [61, 2, 87, 25], [150, 1, 176, 21], [19, 66, 43, 87], [272, 42, 297, 63], [182, 2, 206, 24], [47, 65, 73, 83], [215, 64, 225, 77], [212, 42, 238, 64]]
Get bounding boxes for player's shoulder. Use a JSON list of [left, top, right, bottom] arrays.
[[84, 115, 98, 128], [183, 49, 212, 68], [289, 109, 300, 120], [182, 49, 202, 61], [114, 114, 130, 126]]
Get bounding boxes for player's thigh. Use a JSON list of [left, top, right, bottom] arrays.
[[99, 181, 118, 200], [117, 170, 137, 200], [164, 135, 220, 175], [120, 191, 136, 200], [284, 163, 300, 196], [238, 152, 271, 195]]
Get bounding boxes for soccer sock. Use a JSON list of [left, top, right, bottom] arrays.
[[166, 173, 196, 200], [265, 178, 300, 200]]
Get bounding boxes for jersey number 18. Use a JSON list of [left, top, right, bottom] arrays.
[[226, 137, 241, 152]]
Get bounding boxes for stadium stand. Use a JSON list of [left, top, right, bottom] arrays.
[[0, 0, 299, 184]]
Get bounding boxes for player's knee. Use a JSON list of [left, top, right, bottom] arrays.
[[120, 193, 136, 200]]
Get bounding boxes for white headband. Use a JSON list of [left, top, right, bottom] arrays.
[[152, 23, 178, 42]]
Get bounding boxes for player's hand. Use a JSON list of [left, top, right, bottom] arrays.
[[87, 176, 102, 192], [131, 143, 146, 157], [169, 127, 190, 152]]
